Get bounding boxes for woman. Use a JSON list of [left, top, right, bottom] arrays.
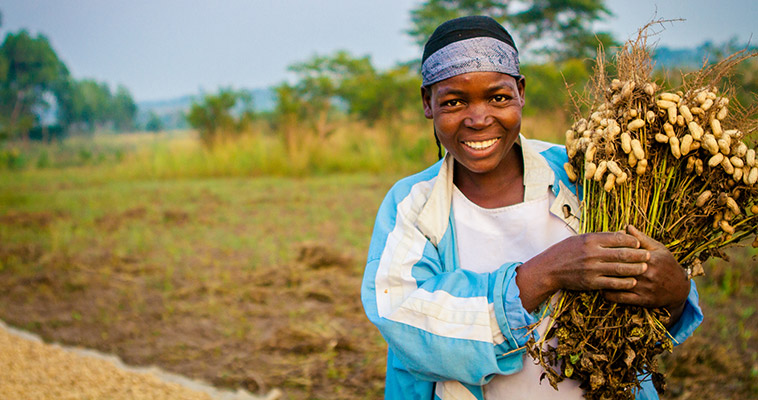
[[361, 16, 702, 400]]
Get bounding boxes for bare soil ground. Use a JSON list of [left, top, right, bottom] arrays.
[[0, 173, 756, 399]]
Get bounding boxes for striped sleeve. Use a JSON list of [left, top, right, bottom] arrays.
[[361, 175, 533, 386]]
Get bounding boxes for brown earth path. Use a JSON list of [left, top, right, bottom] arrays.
[[0, 320, 282, 400]]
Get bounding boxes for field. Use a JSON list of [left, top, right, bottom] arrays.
[[1, 127, 757, 399]]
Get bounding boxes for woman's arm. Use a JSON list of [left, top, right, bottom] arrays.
[[362, 183, 538, 385]]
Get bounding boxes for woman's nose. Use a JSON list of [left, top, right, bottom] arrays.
[[463, 102, 492, 129]]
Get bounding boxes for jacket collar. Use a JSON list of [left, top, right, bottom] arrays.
[[416, 135, 572, 246]]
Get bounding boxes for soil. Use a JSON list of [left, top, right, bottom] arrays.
[[0, 191, 756, 399]]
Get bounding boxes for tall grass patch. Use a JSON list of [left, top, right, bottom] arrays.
[[1, 115, 569, 180]]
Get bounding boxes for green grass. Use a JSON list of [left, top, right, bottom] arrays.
[[0, 119, 755, 399], [1, 170, 395, 269], [0, 121, 441, 179], [0, 165, 402, 399], [0, 114, 566, 180]]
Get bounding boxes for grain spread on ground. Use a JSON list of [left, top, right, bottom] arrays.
[[0, 323, 214, 400]]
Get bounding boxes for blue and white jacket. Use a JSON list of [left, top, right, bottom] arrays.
[[361, 136, 703, 400]]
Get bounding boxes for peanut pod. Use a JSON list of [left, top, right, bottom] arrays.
[[730, 156, 745, 169], [680, 134, 693, 155], [711, 119, 723, 137], [722, 157, 735, 175], [687, 121, 703, 140], [709, 153, 725, 167], [607, 160, 623, 177], [667, 106, 678, 125], [604, 173, 616, 192], [679, 105, 694, 122], [564, 162, 578, 182], [585, 162, 597, 179], [660, 92, 681, 102], [669, 136, 682, 159], [749, 167, 758, 185], [621, 132, 632, 153], [696, 190, 712, 207], [594, 161, 608, 181], [636, 159, 648, 175], [631, 139, 645, 160], [726, 196, 741, 215], [655, 133, 669, 143], [628, 119, 645, 131]]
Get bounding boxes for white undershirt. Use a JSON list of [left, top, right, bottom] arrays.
[[452, 185, 583, 399]]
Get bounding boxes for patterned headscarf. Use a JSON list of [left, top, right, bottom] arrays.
[[421, 16, 520, 87]]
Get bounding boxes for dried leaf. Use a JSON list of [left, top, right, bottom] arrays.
[[590, 352, 609, 363], [570, 307, 585, 326], [623, 346, 636, 368], [590, 371, 606, 391]]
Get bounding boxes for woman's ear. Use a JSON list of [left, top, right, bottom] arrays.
[[421, 86, 433, 119], [517, 76, 526, 106]]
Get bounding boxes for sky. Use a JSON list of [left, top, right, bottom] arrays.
[[1, 0, 756, 102]]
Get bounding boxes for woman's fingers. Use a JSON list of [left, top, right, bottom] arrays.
[[592, 276, 638, 291], [625, 225, 662, 250], [601, 247, 650, 264], [559, 263, 646, 291], [581, 232, 650, 264], [603, 290, 645, 306], [598, 261, 648, 277], [595, 231, 640, 249]]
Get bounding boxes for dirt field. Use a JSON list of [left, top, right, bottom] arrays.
[[0, 172, 756, 399]]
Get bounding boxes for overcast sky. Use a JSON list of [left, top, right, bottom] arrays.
[[1, 0, 755, 102]]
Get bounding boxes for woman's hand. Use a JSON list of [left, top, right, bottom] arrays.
[[516, 230, 650, 312], [516, 225, 690, 327], [602, 225, 690, 327]]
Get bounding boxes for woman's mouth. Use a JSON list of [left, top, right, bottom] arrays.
[[463, 138, 499, 150]]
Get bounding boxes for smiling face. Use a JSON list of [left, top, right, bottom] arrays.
[[422, 71, 526, 180]]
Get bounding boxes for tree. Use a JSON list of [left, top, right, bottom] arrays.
[[145, 111, 163, 133], [339, 63, 421, 125], [520, 58, 591, 116], [0, 30, 70, 141], [283, 50, 422, 131], [272, 82, 305, 155], [286, 51, 362, 140], [408, 0, 616, 61], [186, 88, 253, 147], [0, 27, 138, 139], [111, 85, 137, 131], [52, 78, 137, 134], [68, 79, 113, 131]]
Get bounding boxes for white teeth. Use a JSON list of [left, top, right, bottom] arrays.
[[464, 138, 499, 150]]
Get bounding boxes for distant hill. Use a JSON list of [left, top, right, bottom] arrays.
[[137, 88, 275, 130], [651, 40, 756, 70], [652, 46, 709, 70]]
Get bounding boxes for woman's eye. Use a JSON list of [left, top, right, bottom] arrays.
[[492, 95, 509, 103], [442, 99, 462, 107]]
